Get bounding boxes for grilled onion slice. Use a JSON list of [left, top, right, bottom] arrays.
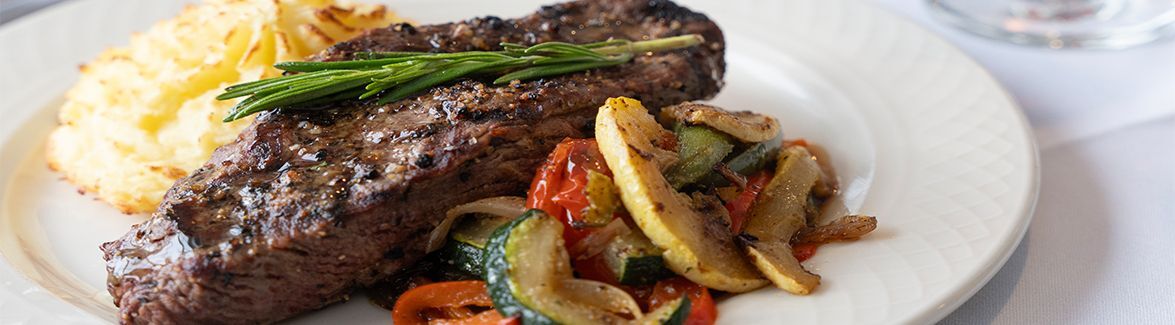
[[660, 102, 781, 143]]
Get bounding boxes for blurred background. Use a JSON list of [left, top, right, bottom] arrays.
[[0, 0, 58, 22]]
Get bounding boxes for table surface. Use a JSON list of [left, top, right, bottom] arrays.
[[869, 1, 1175, 324], [3, 0, 1174, 324]]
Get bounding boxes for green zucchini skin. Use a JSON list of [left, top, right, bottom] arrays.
[[437, 215, 515, 279], [640, 297, 692, 325], [665, 125, 735, 189], [697, 140, 780, 187], [484, 210, 559, 325], [615, 255, 673, 286], [437, 240, 486, 278], [661, 297, 692, 325], [604, 231, 674, 286]]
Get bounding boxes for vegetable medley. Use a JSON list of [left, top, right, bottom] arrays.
[[389, 97, 877, 325]]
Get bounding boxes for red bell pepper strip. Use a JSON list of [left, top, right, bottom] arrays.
[[723, 171, 773, 233], [392, 281, 508, 325], [792, 242, 819, 262]]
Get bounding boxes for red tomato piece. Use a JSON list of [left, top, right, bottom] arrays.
[[525, 140, 573, 218], [525, 138, 615, 252]]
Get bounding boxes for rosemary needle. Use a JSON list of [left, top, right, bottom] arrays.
[[217, 34, 703, 122]]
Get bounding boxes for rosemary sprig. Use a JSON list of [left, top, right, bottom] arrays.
[[216, 34, 703, 122]]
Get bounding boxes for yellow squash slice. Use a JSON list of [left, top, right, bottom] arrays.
[[660, 102, 781, 143], [739, 146, 823, 294], [595, 97, 767, 293]]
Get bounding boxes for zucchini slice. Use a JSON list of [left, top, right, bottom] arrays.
[[697, 141, 781, 187], [435, 215, 515, 278], [595, 97, 767, 293], [635, 297, 691, 325], [739, 146, 823, 295], [603, 230, 673, 286], [451, 215, 513, 249], [664, 125, 734, 189], [484, 210, 637, 324], [437, 240, 488, 278]]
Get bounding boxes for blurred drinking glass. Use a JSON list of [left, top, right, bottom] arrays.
[[928, 0, 1175, 49]]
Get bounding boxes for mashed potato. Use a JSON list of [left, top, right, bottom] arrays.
[[47, 0, 404, 213]]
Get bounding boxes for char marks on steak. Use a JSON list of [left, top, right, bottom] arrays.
[[101, 0, 724, 323]]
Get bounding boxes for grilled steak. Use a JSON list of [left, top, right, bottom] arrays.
[[101, 0, 724, 323]]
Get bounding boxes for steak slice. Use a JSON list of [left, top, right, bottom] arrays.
[[101, 0, 725, 323]]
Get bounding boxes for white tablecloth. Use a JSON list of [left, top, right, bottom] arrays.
[[869, 1, 1175, 323], [3, 0, 1173, 323]]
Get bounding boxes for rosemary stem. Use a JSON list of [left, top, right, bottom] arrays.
[[593, 34, 704, 56], [218, 34, 704, 122]]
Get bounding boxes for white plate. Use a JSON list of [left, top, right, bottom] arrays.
[[0, 0, 1039, 324]]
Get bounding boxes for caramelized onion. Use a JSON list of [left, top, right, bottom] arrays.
[[660, 102, 781, 143], [560, 278, 644, 319], [426, 196, 526, 252], [569, 218, 631, 260]]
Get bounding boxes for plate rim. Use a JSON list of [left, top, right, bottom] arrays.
[[849, 5, 1041, 324], [0, 0, 1041, 324]]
